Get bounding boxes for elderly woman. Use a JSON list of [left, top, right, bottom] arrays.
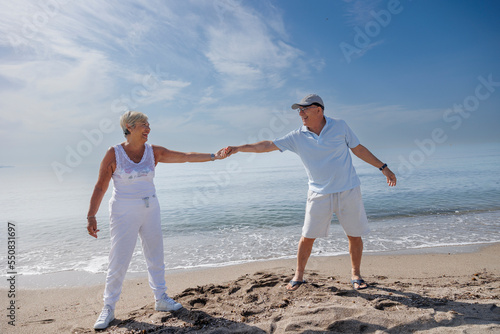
[[87, 111, 228, 330]]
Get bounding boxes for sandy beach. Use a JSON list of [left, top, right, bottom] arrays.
[[2, 243, 500, 333]]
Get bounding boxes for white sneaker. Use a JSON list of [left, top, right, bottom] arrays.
[[155, 293, 182, 312], [94, 305, 114, 329]]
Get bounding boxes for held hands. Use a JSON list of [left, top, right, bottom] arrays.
[[214, 147, 231, 160], [215, 146, 238, 159], [223, 146, 238, 157]]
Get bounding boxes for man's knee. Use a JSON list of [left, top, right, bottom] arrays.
[[300, 236, 316, 245], [347, 236, 364, 250], [347, 235, 362, 242]]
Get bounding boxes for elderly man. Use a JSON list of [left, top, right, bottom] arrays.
[[226, 94, 396, 291]]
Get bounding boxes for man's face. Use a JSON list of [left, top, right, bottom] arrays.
[[298, 105, 322, 127]]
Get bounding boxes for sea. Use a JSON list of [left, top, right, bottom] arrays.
[[1, 142, 499, 288]]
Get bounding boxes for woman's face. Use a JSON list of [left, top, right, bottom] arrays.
[[128, 121, 150, 142]]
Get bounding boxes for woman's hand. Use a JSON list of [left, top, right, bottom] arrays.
[[87, 217, 100, 238], [214, 147, 231, 160]]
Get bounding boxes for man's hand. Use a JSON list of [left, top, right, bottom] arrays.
[[224, 146, 238, 157], [383, 167, 397, 187], [224, 142, 279, 155]]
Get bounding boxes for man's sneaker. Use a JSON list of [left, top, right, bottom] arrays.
[[94, 305, 114, 329], [155, 293, 182, 312]]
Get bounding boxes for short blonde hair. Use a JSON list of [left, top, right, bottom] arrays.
[[119, 111, 148, 137]]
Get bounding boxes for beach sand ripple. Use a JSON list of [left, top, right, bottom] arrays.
[[7, 244, 500, 334], [66, 269, 500, 333]]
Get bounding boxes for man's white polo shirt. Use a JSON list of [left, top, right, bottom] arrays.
[[273, 116, 361, 194]]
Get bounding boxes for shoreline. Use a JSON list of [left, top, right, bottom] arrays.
[[2, 243, 499, 333], [5, 242, 497, 290]]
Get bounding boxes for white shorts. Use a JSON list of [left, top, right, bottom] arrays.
[[302, 186, 370, 238]]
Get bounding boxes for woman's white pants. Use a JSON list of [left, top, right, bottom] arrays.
[[103, 195, 166, 308]]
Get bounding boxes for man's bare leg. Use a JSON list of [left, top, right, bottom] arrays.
[[286, 236, 315, 290], [348, 235, 367, 289]]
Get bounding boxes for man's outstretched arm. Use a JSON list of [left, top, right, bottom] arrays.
[[226, 141, 280, 155], [351, 144, 397, 187]]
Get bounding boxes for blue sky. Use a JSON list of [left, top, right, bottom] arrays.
[[1, 0, 499, 172]]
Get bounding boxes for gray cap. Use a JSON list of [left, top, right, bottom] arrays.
[[291, 94, 324, 109]]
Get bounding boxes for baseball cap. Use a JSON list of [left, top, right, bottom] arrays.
[[291, 94, 324, 109]]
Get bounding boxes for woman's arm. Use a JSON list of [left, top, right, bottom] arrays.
[[86, 148, 115, 238], [153, 145, 228, 164]]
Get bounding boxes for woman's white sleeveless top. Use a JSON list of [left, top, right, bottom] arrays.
[[111, 143, 156, 200]]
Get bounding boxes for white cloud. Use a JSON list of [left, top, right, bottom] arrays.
[[203, 1, 301, 92], [0, 0, 319, 164], [142, 80, 192, 104], [0, 1, 194, 128], [199, 86, 218, 105], [0, 49, 114, 129], [342, 0, 384, 27]]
